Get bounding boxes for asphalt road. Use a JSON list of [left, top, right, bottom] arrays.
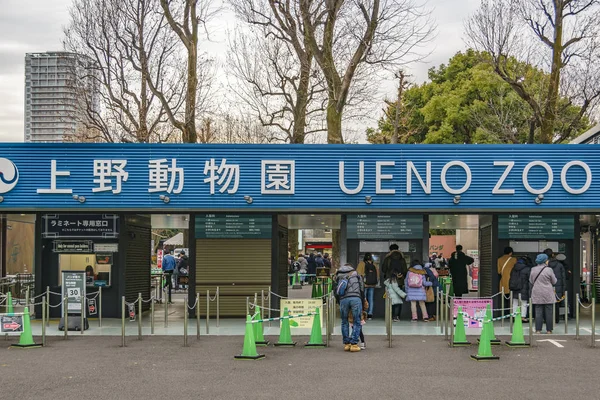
[[1, 334, 597, 400]]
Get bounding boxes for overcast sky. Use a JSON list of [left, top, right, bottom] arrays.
[[0, 0, 481, 142]]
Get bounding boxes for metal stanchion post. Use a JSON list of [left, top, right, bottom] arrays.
[[138, 293, 142, 340], [206, 290, 210, 335], [436, 290, 440, 328], [553, 298, 556, 331], [509, 291, 513, 333], [444, 286, 450, 340], [324, 294, 329, 348], [25, 287, 30, 310], [81, 295, 85, 334], [268, 286, 272, 327], [64, 297, 69, 340], [450, 298, 455, 346], [196, 292, 200, 340], [121, 296, 125, 347], [529, 304, 534, 346], [217, 287, 220, 328], [592, 300, 596, 348], [42, 296, 46, 347], [388, 295, 392, 348], [261, 289, 264, 315], [46, 286, 50, 327], [99, 286, 102, 327], [384, 293, 388, 336], [164, 295, 169, 328], [565, 291, 568, 334], [501, 294, 505, 327], [576, 293, 580, 340], [183, 300, 188, 347], [254, 293, 257, 310], [151, 297, 155, 335], [246, 296, 249, 316]]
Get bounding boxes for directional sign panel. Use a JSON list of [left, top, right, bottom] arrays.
[[0, 315, 24, 334]]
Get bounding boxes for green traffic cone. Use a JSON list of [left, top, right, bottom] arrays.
[[506, 307, 529, 347], [316, 282, 323, 298], [274, 308, 296, 347], [305, 307, 325, 347], [7, 292, 14, 314], [311, 282, 318, 298], [11, 307, 41, 348], [292, 272, 302, 289], [451, 307, 471, 346], [234, 315, 265, 360], [252, 306, 270, 346], [478, 304, 500, 345], [470, 319, 499, 361]]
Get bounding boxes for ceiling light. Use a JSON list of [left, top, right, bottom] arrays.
[[310, 214, 315, 217]]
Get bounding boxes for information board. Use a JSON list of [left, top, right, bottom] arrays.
[[62, 271, 86, 314], [195, 214, 272, 239], [498, 214, 574, 239], [280, 299, 323, 329], [347, 215, 423, 239]]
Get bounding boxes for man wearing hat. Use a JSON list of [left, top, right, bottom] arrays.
[[544, 248, 567, 323]]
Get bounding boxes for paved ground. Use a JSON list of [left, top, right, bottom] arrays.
[[1, 334, 597, 400]]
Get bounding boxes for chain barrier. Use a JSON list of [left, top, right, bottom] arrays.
[[248, 311, 318, 324], [555, 293, 566, 302], [208, 293, 218, 302], [86, 292, 101, 300], [459, 311, 518, 323], [48, 299, 65, 308], [141, 296, 156, 304], [269, 291, 288, 299], [248, 302, 283, 312], [187, 298, 199, 310], [578, 298, 593, 309]]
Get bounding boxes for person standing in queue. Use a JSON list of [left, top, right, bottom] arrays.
[[384, 272, 407, 321], [307, 253, 317, 284], [177, 250, 189, 291], [405, 260, 432, 322], [162, 250, 176, 304], [498, 247, 516, 295], [334, 263, 365, 352], [382, 244, 408, 286], [509, 256, 532, 322], [323, 253, 332, 269], [362, 253, 379, 320], [424, 262, 439, 321], [448, 245, 474, 298], [543, 248, 567, 323], [530, 253, 557, 334]]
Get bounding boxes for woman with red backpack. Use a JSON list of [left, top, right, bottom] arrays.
[[405, 260, 433, 322]]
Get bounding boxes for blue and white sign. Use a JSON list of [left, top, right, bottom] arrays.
[[0, 143, 597, 211]]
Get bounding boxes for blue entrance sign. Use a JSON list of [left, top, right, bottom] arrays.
[[0, 143, 597, 211]]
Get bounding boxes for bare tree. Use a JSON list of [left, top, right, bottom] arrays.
[[299, 0, 434, 144], [64, 0, 183, 143], [156, 0, 218, 143], [229, 0, 328, 143], [466, 0, 600, 143]]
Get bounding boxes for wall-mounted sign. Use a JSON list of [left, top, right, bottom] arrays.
[[195, 214, 272, 239], [498, 215, 575, 239], [43, 214, 119, 239], [53, 240, 93, 253], [347, 215, 423, 239], [62, 271, 86, 314], [88, 298, 97, 315], [94, 243, 118, 253], [95, 253, 113, 265]]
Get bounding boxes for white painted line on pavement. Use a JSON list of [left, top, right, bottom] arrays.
[[537, 339, 566, 348], [581, 328, 592, 333]]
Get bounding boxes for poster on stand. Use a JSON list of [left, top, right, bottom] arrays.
[[453, 298, 492, 329]]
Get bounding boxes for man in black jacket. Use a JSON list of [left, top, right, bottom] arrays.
[[544, 248, 566, 323], [509, 256, 531, 321]]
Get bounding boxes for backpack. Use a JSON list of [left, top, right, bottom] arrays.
[[407, 273, 423, 288], [292, 261, 301, 272], [336, 277, 349, 297], [508, 266, 522, 292], [365, 263, 378, 286]]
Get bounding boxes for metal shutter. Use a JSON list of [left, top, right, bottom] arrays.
[[196, 239, 271, 316], [479, 225, 492, 297], [125, 225, 151, 310]]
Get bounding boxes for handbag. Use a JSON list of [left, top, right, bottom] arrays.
[[425, 286, 434, 303]]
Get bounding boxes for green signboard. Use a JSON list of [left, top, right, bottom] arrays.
[[195, 214, 272, 239], [498, 214, 574, 239], [347, 215, 423, 239]]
